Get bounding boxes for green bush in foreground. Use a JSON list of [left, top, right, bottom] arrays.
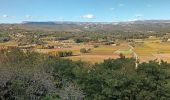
[[0, 49, 170, 100]]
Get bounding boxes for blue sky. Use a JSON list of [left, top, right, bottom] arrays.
[[0, 0, 170, 23]]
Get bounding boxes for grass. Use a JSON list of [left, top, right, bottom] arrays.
[[0, 41, 18, 46], [90, 45, 118, 55], [66, 44, 131, 63], [134, 43, 155, 56], [35, 44, 132, 63], [3, 38, 170, 63], [115, 49, 133, 55], [65, 54, 119, 63], [134, 40, 170, 62]]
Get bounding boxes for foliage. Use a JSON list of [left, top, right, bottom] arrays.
[[80, 48, 91, 53], [0, 36, 10, 43], [0, 49, 170, 100], [93, 45, 99, 48], [57, 51, 73, 57]]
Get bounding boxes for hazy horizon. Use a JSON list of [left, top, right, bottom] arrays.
[[2, 19, 170, 24]]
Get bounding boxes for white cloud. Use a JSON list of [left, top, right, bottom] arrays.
[[119, 4, 124, 7], [135, 14, 143, 18], [110, 8, 115, 11], [112, 16, 118, 21], [132, 14, 144, 21], [58, 17, 64, 21], [2, 14, 8, 18], [82, 14, 95, 19], [128, 19, 138, 22], [25, 15, 32, 19]]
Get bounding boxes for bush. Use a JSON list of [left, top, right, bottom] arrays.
[[0, 37, 10, 42], [57, 51, 73, 57], [74, 38, 83, 43], [1, 48, 170, 100], [93, 45, 99, 48], [80, 48, 90, 53], [119, 53, 125, 59]]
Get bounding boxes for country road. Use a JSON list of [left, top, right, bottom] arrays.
[[152, 53, 161, 64], [128, 45, 139, 68]]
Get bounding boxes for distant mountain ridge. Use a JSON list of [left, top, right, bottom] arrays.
[[22, 21, 113, 25], [1, 20, 170, 32], [22, 20, 170, 25]]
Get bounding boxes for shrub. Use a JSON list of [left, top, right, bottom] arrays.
[[57, 51, 73, 57], [93, 45, 99, 48], [80, 48, 90, 53]]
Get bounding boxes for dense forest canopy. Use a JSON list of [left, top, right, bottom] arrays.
[[0, 48, 170, 100]]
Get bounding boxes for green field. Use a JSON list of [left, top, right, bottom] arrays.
[[134, 40, 170, 62], [2, 38, 170, 63], [115, 49, 133, 55], [0, 41, 18, 46]]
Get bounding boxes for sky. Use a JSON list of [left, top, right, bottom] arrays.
[[0, 0, 170, 23]]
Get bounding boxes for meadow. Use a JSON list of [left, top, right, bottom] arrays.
[[134, 39, 170, 62], [42, 39, 170, 63], [35, 43, 134, 63], [1, 37, 170, 63]]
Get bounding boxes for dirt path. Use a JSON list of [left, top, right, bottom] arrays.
[[128, 45, 139, 68], [152, 53, 161, 64]]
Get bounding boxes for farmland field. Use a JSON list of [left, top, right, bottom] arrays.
[[134, 39, 170, 62], [0, 41, 18, 46], [34, 43, 133, 63], [44, 39, 170, 63], [1, 38, 170, 63]]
